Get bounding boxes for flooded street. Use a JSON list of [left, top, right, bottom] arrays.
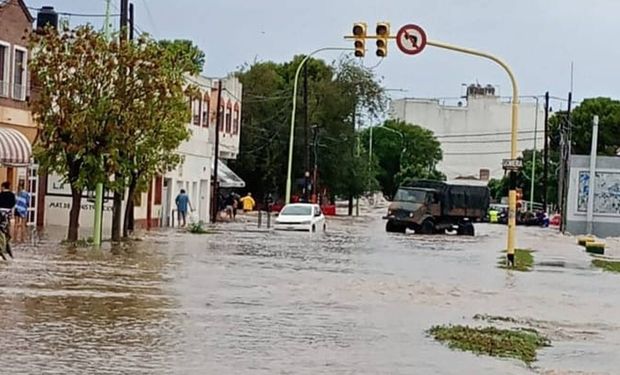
[[1, 213, 619, 374]]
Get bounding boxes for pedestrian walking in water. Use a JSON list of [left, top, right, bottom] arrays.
[[175, 189, 193, 227]]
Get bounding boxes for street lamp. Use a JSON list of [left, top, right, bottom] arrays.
[[529, 96, 540, 212], [285, 47, 354, 204]]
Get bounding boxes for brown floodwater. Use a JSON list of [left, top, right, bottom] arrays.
[[0, 215, 619, 374]]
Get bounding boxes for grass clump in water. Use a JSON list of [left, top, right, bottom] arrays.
[[428, 325, 550, 364], [188, 221, 213, 234], [498, 248, 534, 272], [592, 258, 620, 273]]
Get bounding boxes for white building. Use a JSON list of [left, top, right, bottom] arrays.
[[44, 74, 244, 230], [390, 84, 545, 180], [160, 74, 244, 226]]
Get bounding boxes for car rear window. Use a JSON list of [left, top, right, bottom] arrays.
[[280, 205, 312, 216]]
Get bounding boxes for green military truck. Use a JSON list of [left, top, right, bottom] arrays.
[[383, 180, 490, 236]]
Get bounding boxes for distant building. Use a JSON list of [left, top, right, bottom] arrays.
[[390, 84, 544, 181]]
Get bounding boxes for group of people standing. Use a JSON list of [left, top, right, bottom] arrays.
[[0, 181, 31, 243], [174, 189, 256, 227], [218, 192, 255, 221]]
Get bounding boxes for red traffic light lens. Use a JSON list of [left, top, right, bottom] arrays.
[[376, 25, 388, 36]]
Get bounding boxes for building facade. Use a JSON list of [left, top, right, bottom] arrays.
[[160, 74, 244, 226], [0, 0, 38, 224], [390, 85, 544, 181]]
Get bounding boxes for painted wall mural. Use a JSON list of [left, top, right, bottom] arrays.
[[577, 171, 620, 215]]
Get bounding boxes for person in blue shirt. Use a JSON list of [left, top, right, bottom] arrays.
[[175, 189, 193, 227], [14, 181, 30, 242]]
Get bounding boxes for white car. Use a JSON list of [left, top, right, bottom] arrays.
[[274, 203, 326, 232]]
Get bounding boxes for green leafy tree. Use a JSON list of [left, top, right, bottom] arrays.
[[30, 26, 120, 241], [233, 56, 386, 209], [31, 26, 193, 241], [158, 39, 206, 75], [360, 119, 444, 199], [117, 35, 192, 237]]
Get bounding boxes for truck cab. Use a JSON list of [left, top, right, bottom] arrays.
[[384, 187, 441, 234]]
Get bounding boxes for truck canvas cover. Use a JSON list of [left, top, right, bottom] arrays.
[[407, 180, 490, 216]]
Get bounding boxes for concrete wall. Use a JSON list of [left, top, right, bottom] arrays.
[[390, 95, 544, 180], [566, 155, 620, 238]]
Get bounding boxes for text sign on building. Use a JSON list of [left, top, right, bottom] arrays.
[[502, 158, 523, 171]]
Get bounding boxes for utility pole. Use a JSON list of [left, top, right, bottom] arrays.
[[529, 97, 539, 211], [129, 3, 134, 40], [120, 0, 128, 40], [542, 91, 549, 213], [103, 0, 112, 38], [561, 92, 573, 232], [94, 0, 116, 246], [586, 115, 599, 235], [303, 64, 309, 202], [558, 92, 572, 233], [211, 80, 223, 223]]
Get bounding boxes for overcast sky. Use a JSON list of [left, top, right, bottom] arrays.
[[27, 0, 620, 107]]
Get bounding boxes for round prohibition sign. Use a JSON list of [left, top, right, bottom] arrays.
[[396, 24, 427, 55]]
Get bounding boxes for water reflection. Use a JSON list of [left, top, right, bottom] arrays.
[[0, 220, 619, 374]]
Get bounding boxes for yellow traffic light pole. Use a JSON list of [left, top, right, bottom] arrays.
[[344, 24, 520, 265], [425, 39, 519, 265], [285, 47, 354, 204]]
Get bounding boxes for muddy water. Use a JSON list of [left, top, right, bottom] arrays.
[[0, 216, 619, 374]]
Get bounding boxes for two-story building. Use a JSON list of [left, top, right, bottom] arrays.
[[0, 0, 38, 222], [160, 74, 244, 226]]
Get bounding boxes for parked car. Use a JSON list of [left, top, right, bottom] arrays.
[[274, 203, 326, 232]]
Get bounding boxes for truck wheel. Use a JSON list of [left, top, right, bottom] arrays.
[[458, 222, 475, 236], [419, 219, 435, 235], [386, 220, 405, 233]]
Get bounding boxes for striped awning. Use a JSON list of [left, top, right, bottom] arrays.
[[0, 128, 32, 167]]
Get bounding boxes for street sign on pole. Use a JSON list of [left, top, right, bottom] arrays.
[[396, 24, 427, 55], [502, 158, 523, 171]]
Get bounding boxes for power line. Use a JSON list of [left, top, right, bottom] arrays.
[[25, 5, 118, 18], [434, 129, 540, 138], [444, 150, 519, 156], [441, 136, 542, 144]]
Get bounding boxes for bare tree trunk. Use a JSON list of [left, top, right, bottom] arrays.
[[111, 173, 123, 242], [123, 174, 137, 238], [68, 185, 82, 242]]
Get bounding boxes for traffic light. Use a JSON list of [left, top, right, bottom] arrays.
[[375, 22, 390, 57], [352, 22, 367, 57]]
